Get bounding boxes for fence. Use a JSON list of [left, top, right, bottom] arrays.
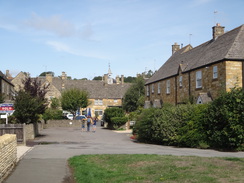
[[0, 124, 25, 144]]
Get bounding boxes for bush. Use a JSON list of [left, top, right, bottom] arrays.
[[201, 87, 244, 150], [42, 108, 63, 122], [134, 104, 208, 147], [176, 104, 208, 148], [111, 117, 128, 129], [104, 108, 125, 129]]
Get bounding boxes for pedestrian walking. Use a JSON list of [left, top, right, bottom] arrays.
[[81, 118, 86, 132], [86, 116, 93, 132], [92, 116, 98, 132]]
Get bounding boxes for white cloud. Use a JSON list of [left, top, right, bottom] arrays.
[[25, 13, 94, 39], [25, 13, 76, 37], [46, 41, 108, 60]]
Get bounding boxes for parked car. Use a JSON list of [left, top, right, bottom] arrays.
[[66, 114, 74, 120], [75, 115, 87, 120]]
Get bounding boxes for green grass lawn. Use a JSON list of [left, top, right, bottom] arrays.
[[69, 154, 244, 183]]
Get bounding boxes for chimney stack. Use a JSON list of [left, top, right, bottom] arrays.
[[121, 75, 124, 85], [104, 74, 108, 85], [212, 23, 225, 40], [172, 42, 180, 55], [61, 72, 67, 80], [46, 73, 53, 83], [116, 75, 120, 84]]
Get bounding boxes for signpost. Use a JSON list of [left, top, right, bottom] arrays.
[[0, 103, 14, 124]]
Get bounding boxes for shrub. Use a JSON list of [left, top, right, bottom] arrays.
[[134, 104, 208, 147], [42, 108, 63, 122], [201, 87, 244, 150], [111, 117, 128, 129], [104, 108, 125, 128], [176, 104, 208, 148]]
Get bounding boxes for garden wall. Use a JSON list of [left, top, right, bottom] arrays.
[[0, 134, 17, 182], [44, 120, 82, 128]]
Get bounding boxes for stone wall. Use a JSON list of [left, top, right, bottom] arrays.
[[0, 134, 17, 182], [145, 61, 243, 105], [44, 120, 82, 128]]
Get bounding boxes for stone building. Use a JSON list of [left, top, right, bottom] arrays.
[[145, 24, 244, 107], [42, 71, 131, 118], [11, 70, 131, 119], [0, 71, 14, 102]]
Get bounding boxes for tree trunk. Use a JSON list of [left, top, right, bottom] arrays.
[[33, 121, 39, 137]]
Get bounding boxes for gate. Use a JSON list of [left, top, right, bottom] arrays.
[[0, 124, 25, 143]]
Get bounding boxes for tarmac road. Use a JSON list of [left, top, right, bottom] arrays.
[[4, 123, 244, 183]]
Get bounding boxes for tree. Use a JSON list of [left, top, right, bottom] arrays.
[[50, 98, 60, 109], [122, 76, 145, 112], [61, 88, 89, 119], [93, 76, 102, 80], [124, 76, 136, 83], [39, 71, 54, 77], [14, 77, 49, 136]]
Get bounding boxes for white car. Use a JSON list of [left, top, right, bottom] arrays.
[[66, 114, 74, 120]]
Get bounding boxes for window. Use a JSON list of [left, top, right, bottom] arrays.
[[146, 85, 150, 96], [166, 80, 170, 94], [157, 82, 161, 94], [152, 84, 154, 93], [179, 76, 183, 87], [114, 99, 118, 103], [95, 109, 103, 116], [213, 66, 218, 79], [95, 99, 103, 105], [196, 71, 202, 88]]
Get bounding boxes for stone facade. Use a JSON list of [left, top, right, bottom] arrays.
[[0, 134, 17, 182], [0, 71, 15, 102], [146, 61, 243, 105], [145, 24, 244, 106]]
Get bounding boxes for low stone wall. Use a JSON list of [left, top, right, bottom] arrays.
[[25, 124, 35, 140], [0, 134, 17, 182], [44, 120, 82, 128]]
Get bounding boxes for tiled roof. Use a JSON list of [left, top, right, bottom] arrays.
[[50, 78, 131, 99], [146, 24, 244, 84]]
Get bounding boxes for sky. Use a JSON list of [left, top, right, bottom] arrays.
[[1, 0, 244, 80]]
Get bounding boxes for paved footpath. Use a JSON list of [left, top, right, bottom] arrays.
[[4, 124, 244, 183]]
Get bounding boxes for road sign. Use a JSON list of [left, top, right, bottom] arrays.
[[0, 103, 14, 113]]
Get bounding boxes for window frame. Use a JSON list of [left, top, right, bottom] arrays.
[[146, 85, 150, 96], [157, 82, 161, 94], [213, 66, 218, 79], [179, 76, 183, 87], [166, 80, 170, 94], [196, 71, 202, 88]]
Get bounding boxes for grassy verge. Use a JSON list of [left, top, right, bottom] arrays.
[[69, 154, 244, 183]]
